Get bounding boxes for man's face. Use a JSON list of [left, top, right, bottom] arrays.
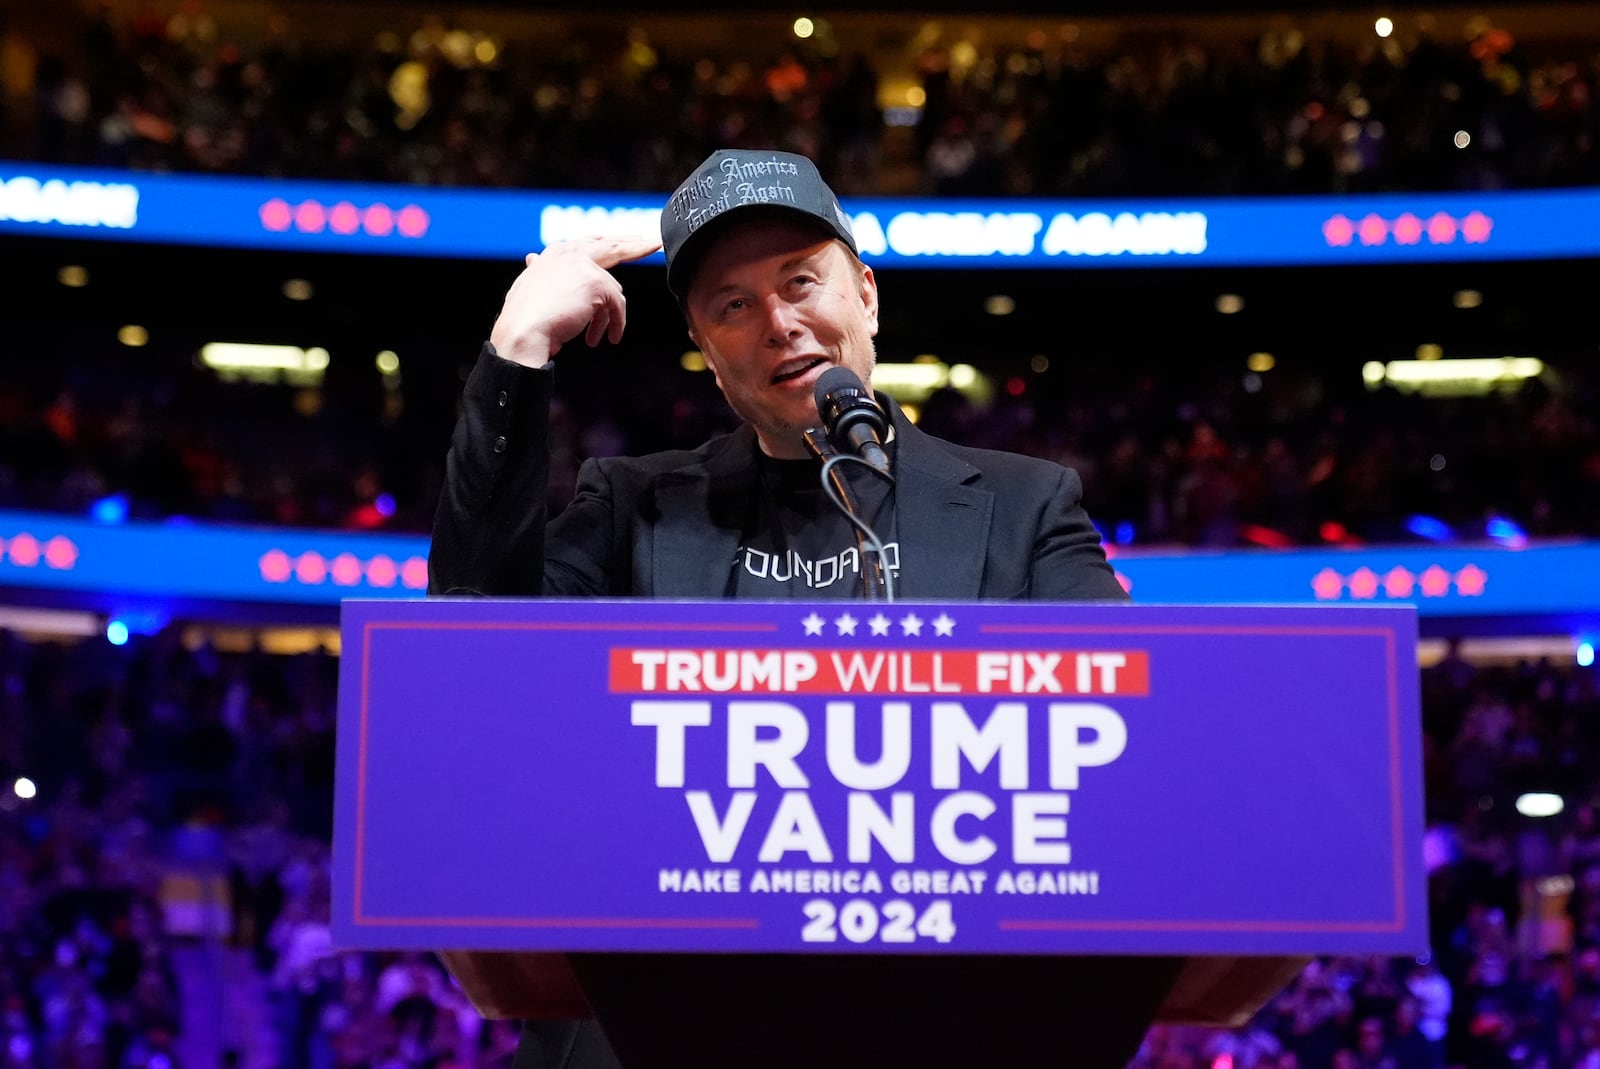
[[685, 218, 879, 459]]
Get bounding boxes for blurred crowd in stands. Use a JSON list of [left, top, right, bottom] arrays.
[[0, 628, 526, 1068], [5, 4, 1600, 1065], [4, 3, 1600, 549], [1, 351, 1596, 550], [0, 627, 1597, 1066], [0, 351, 447, 536], [6, 2, 1600, 196], [907, 366, 1600, 548], [1138, 643, 1600, 1069]]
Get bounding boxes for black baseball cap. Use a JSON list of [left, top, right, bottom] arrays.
[[661, 148, 858, 300]]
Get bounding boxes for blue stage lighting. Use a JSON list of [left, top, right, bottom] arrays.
[[1115, 522, 1135, 545], [1404, 515, 1453, 542], [110, 608, 170, 637], [1580, 641, 1596, 668], [105, 620, 130, 646], [90, 494, 129, 524], [1486, 516, 1528, 546]]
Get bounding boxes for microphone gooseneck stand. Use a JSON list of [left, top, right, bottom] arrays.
[[808, 367, 898, 602], [802, 427, 897, 603]]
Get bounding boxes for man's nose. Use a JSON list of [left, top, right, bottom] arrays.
[[763, 297, 803, 344]]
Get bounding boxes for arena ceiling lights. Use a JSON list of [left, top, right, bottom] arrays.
[[1361, 357, 1544, 396]]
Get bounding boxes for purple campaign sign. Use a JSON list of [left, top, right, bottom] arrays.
[[333, 600, 1425, 956]]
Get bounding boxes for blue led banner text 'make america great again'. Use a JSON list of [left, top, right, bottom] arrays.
[[5, 160, 1600, 267]]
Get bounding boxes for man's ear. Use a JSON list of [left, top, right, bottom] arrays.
[[683, 302, 701, 349], [859, 264, 880, 337]]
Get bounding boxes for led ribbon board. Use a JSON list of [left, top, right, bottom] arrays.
[[5, 160, 1600, 266], [1110, 542, 1600, 624], [333, 598, 1426, 955], [1, 510, 1598, 624], [0, 509, 430, 606]]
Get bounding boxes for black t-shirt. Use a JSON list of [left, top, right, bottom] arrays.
[[730, 445, 897, 599]]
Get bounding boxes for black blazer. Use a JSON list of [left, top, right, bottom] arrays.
[[430, 345, 1127, 603]]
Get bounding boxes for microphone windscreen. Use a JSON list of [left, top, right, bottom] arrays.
[[813, 365, 868, 420]]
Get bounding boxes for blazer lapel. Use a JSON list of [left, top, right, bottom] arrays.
[[649, 412, 993, 600], [651, 428, 759, 598], [889, 412, 992, 600]]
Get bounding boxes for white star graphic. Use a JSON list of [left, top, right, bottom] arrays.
[[932, 613, 956, 637], [868, 613, 891, 636], [899, 613, 923, 636], [835, 612, 859, 636], [802, 612, 825, 636]]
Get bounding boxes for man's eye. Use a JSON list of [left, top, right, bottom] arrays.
[[723, 298, 747, 314]]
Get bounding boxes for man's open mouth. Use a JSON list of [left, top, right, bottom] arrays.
[[771, 358, 827, 385]]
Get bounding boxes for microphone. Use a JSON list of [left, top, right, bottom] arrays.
[[813, 366, 890, 475]]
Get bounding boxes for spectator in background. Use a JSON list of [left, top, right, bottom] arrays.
[[1351, 1016, 1397, 1069], [1388, 997, 1441, 1069]]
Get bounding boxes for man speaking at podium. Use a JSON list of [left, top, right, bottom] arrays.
[[430, 149, 1181, 1068]]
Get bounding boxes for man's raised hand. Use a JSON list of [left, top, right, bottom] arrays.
[[489, 236, 663, 368]]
